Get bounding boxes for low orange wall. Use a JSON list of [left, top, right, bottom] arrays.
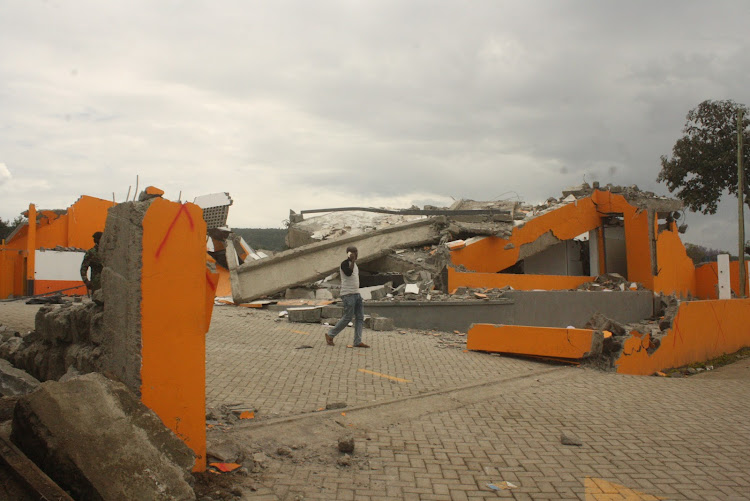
[[467, 324, 600, 359], [33, 280, 87, 296], [694, 261, 750, 300], [615, 298, 750, 375], [140, 199, 213, 472], [448, 267, 593, 292]]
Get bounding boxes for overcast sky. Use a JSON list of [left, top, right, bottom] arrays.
[[1, 1, 749, 250]]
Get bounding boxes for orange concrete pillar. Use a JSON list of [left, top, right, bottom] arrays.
[[26, 204, 36, 295], [140, 199, 214, 471], [596, 227, 606, 275], [101, 196, 216, 472]]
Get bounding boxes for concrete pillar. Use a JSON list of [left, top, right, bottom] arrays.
[[588, 230, 599, 276], [100, 196, 215, 472], [717, 254, 731, 300]]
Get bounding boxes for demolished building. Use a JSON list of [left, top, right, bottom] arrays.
[[226, 183, 750, 376]]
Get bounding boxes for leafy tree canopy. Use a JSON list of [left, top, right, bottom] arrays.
[[0, 215, 26, 241], [658, 99, 750, 214]]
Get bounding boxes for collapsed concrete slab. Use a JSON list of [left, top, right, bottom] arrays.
[[11, 373, 196, 500], [228, 217, 445, 303]]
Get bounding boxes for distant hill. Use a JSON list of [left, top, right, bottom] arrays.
[[233, 228, 288, 251]]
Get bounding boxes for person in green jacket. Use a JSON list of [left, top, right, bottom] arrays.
[[80, 231, 103, 293]]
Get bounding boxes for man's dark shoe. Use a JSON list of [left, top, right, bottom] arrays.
[[353, 343, 370, 348], [325, 334, 335, 346]]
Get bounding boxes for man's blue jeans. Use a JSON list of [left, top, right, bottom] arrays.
[[329, 293, 364, 345]]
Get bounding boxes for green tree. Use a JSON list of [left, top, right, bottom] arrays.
[[658, 99, 750, 214], [0, 215, 26, 241]]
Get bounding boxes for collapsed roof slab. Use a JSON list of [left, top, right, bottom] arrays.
[[227, 217, 445, 303]]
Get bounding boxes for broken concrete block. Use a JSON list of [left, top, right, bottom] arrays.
[[0, 359, 40, 397], [0, 337, 23, 360], [560, 432, 583, 446], [315, 288, 334, 300], [58, 365, 81, 383], [11, 373, 196, 501], [321, 305, 343, 319], [404, 283, 420, 295], [285, 288, 316, 299], [364, 316, 395, 331], [338, 436, 354, 453], [287, 307, 322, 323], [0, 325, 18, 343]]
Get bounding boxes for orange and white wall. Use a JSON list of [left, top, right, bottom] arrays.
[[0, 195, 114, 298]]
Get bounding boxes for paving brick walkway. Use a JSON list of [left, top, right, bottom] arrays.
[[205, 306, 538, 417], [3, 300, 750, 499]]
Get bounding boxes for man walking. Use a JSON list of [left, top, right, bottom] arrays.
[[325, 246, 369, 348]]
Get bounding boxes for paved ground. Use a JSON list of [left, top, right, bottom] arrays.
[[2, 300, 750, 500]]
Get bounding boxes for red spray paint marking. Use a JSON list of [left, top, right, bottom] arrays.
[[156, 204, 195, 259], [205, 270, 218, 291], [672, 320, 684, 348], [707, 302, 727, 351]]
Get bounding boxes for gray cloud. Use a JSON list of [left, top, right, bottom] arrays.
[[1, 1, 749, 251]]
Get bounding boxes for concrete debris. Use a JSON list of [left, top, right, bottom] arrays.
[[11, 373, 196, 501], [285, 288, 316, 300], [321, 305, 343, 319], [287, 307, 322, 323], [0, 303, 105, 382], [364, 316, 395, 331], [577, 274, 646, 292], [325, 402, 347, 410], [0, 358, 40, 396], [0, 325, 19, 343], [337, 436, 355, 453], [276, 446, 293, 457], [57, 365, 81, 383], [207, 441, 244, 463], [560, 432, 583, 446]]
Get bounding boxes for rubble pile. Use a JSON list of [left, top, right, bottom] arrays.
[[11, 373, 197, 500], [0, 300, 104, 382], [576, 273, 646, 292], [583, 295, 680, 371]]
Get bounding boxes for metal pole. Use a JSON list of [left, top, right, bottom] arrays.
[[738, 108, 746, 297]]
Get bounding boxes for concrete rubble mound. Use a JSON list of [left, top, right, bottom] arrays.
[[11, 372, 196, 501], [0, 301, 105, 382]]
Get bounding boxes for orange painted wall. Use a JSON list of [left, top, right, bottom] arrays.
[[448, 191, 708, 296], [467, 324, 600, 359], [615, 299, 750, 375], [140, 198, 213, 472], [652, 224, 696, 297], [448, 267, 593, 291], [695, 261, 750, 300], [4, 196, 115, 251], [0, 249, 23, 298], [449, 192, 654, 287], [451, 197, 601, 273]]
